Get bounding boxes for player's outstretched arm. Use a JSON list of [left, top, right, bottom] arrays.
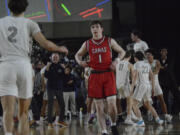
[[33, 32, 68, 55], [75, 42, 88, 68], [111, 38, 126, 60]]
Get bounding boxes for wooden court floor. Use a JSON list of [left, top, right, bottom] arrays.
[[1, 115, 180, 135]]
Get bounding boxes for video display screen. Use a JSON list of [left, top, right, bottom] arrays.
[[0, 0, 112, 22]]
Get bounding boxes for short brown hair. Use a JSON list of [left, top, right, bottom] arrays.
[[89, 21, 103, 28]]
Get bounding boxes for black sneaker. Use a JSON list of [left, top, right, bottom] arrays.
[[116, 116, 124, 125], [111, 126, 119, 135], [102, 133, 108, 135]]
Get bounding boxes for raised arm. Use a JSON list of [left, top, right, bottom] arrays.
[[75, 42, 88, 68], [33, 32, 68, 55], [111, 38, 126, 60]]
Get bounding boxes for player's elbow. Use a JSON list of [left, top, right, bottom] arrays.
[[42, 40, 54, 51]]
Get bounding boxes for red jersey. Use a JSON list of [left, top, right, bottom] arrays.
[[86, 36, 112, 70]]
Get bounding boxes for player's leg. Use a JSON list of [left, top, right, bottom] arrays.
[[1, 96, 16, 135], [18, 98, 31, 135], [144, 100, 163, 125], [94, 99, 107, 134], [124, 96, 134, 124], [116, 93, 123, 124], [125, 84, 134, 124], [106, 96, 118, 124], [104, 72, 119, 135], [87, 99, 96, 124], [132, 99, 142, 120], [157, 94, 172, 122], [157, 94, 167, 114], [86, 97, 93, 113]]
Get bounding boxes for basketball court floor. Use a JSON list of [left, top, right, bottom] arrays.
[[0, 115, 180, 135]]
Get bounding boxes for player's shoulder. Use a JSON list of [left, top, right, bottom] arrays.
[[141, 40, 148, 46], [0, 16, 10, 22]]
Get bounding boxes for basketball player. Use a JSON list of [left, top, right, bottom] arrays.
[[132, 52, 163, 126], [131, 29, 149, 53], [145, 49, 172, 122], [75, 21, 125, 135], [0, 0, 68, 135], [115, 51, 135, 125]]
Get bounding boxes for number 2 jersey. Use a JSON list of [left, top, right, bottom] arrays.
[[0, 16, 40, 61], [86, 36, 112, 70]]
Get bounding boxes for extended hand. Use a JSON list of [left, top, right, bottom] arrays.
[[59, 46, 68, 55]]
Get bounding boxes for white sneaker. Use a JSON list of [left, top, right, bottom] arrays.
[[135, 120, 145, 127], [131, 112, 139, 122], [124, 118, 135, 125], [156, 118, 164, 125], [165, 114, 172, 123]]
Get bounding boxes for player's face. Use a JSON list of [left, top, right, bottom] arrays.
[[146, 52, 153, 61], [52, 54, 60, 64], [37, 61, 43, 69], [134, 57, 138, 62], [90, 24, 103, 37], [131, 33, 137, 42], [160, 49, 167, 57]]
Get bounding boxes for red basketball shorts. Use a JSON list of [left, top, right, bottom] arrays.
[[88, 71, 117, 98]]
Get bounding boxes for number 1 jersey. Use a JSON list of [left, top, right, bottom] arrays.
[[86, 36, 112, 70]]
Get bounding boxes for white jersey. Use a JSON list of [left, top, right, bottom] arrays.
[[134, 61, 151, 85], [149, 60, 159, 83], [116, 59, 130, 89], [0, 16, 40, 61], [134, 40, 149, 53]]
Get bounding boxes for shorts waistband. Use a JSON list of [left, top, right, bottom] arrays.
[[91, 69, 111, 74]]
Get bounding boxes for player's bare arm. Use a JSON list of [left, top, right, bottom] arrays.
[[154, 60, 161, 74], [111, 38, 126, 60], [41, 74, 45, 92], [131, 69, 138, 92], [149, 69, 155, 96], [129, 63, 135, 94], [33, 32, 68, 55], [75, 42, 88, 68]]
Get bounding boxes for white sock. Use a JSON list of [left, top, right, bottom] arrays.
[[102, 129, 108, 134], [139, 117, 143, 121], [5, 132, 13, 135], [111, 122, 116, 126], [55, 116, 59, 122], [127, 114, 131, 119], [28, 110, 33, 121], [40, 116, 43, 121], [155, 117, 160, 121]]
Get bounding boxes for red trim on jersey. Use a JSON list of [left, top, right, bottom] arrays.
[[86, 41, 89, 52], [91, 36, 105, 45]]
